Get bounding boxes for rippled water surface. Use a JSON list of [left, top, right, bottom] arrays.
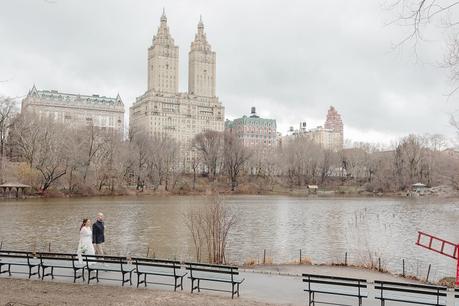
[[0, 195, 457, 280]]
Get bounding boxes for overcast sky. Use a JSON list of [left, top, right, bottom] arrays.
[[0, 0, 457, 145]]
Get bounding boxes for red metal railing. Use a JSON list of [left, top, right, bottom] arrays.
[[415, 231, 459, 286]]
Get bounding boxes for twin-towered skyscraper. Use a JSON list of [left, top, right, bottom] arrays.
[[130, 11, 224, 165], [146, 11, 216, 97]]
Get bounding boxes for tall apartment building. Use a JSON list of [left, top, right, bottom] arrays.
[[324, 106, 343, 149], [22, 85, 125, 134], [283, 106, 344, 151], [307, 126, 342, 151], [225, 107, 277, 148], [129, 12, 224, 159]]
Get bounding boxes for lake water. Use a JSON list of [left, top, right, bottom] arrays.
[[0, 195, 457, 281]]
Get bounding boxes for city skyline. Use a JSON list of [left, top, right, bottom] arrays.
[[0, 0, 456, 146]]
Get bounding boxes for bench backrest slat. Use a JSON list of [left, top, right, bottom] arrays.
[[303, 279, 367, 288], [185, 262, 238, 282], [185, 262, 238, 270], [374, 280, 447, 292], [133, 257, 180, 265], [375, 285, 447, 297], [375, 280, 447, 306], [302, 273, 366, 283], [0, 251, 37, 263], [302, 273, 367, 298]]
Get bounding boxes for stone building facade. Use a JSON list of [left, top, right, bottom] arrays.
[[324, 106, 343, 149], [225, 107, 277, 148], [130, 12, 224, 161], [22, 85, 125, 134], [307, 126, 342, 151], [283, 106, 344, 151]]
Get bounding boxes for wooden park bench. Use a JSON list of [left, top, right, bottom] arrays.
[[84, 255, 135, 286], [185, 262, 244, 299], [302, 274, 368, 306], [39, 252, 85, 282], [134, 257, 187, 290], [374, 280, 447, 306], [0, 250, 40, 279]]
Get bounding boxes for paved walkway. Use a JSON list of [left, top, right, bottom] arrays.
[[1, 263, 457, 305]]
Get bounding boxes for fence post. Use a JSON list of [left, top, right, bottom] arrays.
[[345, 252, 348, 266], [402, 259, 405, 277], [263, 249, 266, 265], [378, 258, 381, 271], [426, 264, 431, 282], [146, 247, 150, 257], [0, 241, 2, 250], [48, 242, 51, 252], [299, 249, 302, 264]]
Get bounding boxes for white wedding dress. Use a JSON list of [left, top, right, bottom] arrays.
[[77, 226, 95, 263]]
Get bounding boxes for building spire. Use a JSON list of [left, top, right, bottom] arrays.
[[161, 7, 166, 22], [152, 9, 174, 47], [191, 15, 210, 52]]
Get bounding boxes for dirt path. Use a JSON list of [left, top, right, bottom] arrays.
[[0, 278, 279, 306]]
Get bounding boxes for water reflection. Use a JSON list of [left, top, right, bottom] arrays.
[[0, 195, 457, 280]]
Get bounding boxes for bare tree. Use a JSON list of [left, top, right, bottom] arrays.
[[223, 132, 252, 191], [34, 121, 68, 192], [148, 136, 179, 191], [0, 97, 16, 183], [82, 123, 105, 183], [389, 1, 459, 92], [192, 130, 223, 181], [129, 130, 150, 191], [8, 112, 41, 167], [190, 149, 201, 190], [0, 97, 16, 157], [184, 197, 238, 264]]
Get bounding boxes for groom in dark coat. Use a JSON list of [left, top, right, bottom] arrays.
[[92, 212, 105, 255]]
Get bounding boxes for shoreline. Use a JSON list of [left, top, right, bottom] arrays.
[[3, 187, 457, 201]]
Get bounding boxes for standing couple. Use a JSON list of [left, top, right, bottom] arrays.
[[77, 212, 105, 262]]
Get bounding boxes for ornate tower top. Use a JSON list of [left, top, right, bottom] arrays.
[[190, 16, 211, 52], [324, 106, 343, 134], [188, 16, 216, 97], [148, 10, 179, 93], [152, 9, 175, 47]]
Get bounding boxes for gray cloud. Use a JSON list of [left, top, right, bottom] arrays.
[[0, 0, 456, 144]]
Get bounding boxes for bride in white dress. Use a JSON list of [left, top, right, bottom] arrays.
[[77, 218, 95, 263]]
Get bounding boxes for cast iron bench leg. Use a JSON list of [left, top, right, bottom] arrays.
[[232, 283, 235, 299], [237, 283, 240, 297], [190, 278, 194, 293]]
